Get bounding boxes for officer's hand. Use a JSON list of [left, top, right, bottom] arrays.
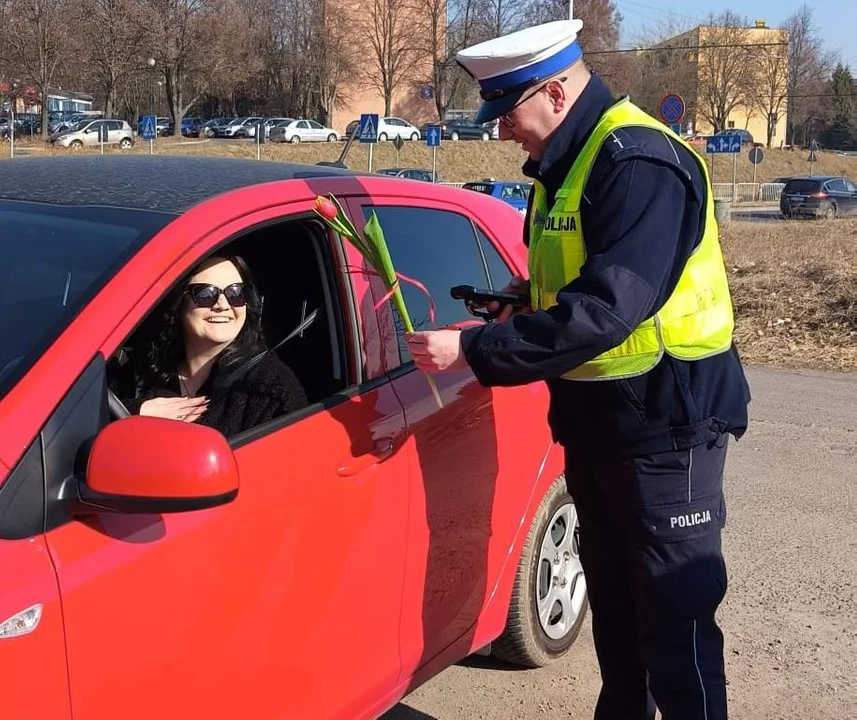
[[404, 329, 468, 372], [489, 276, 532, 322]]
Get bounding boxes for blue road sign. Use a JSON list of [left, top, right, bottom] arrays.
[[659, 94, 685, 124], [704, 134, 742, 154], [359, 113, 378, 143], [425, 125, 441, 148], [669, 123, 682, 135], [420, 87, 434, 100], [140, 115, 157, 141]]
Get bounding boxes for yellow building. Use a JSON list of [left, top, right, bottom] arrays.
[[650, 20, 789, 147]]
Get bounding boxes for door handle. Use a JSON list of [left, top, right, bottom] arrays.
[[337, 438, 397, 477]]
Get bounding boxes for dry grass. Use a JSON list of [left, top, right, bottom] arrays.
[[722, 219, 857, 371], [6, 136, 857, 184], [4, 138, 855, 372]]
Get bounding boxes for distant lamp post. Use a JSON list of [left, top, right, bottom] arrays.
[[147, 58, 156, 117]]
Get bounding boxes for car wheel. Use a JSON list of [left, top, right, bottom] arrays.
[[410, 132, 419, 141], [824, 204, 836, 220], [119, 138, 132, 149], [327, 133, 337, 142], [378, 132, 388, 142], [481, 131, 490, 141], [492, 475, 588, 668], [289, 135, 300, 143], [451, 131, 460, 141], [69, 140, 83, 150]]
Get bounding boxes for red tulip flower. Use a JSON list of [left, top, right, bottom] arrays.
[[314, 195, 338, 220]]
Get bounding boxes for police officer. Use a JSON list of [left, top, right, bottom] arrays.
[[404, 18, 751, 720]]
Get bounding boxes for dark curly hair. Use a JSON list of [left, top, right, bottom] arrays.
[[132, 253, 266, 388]]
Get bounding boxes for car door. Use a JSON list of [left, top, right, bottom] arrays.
[[842, 178, 857, 214], [33, 199, 411, 720], [344, 195, 557, 679], [107, 120, 123, 144]]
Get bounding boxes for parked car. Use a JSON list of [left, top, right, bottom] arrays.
[[269, 119, 339, 143], [344, 117, 421, 142], [779, 175, 857, 219], [462, 179, 533, 214], [260, 117, 293, 137], [180, 116, 205, 137], [0, 154, 587, 720], [714, 128, 755, 146], [198, 118, 227, 138], [376, 167, 439, 182], [214, 117, 262, 138], [48, 119, 135, 149], [442, 119, 495, 141]]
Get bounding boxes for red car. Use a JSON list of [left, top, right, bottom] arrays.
[[0, 156, 588, 720]]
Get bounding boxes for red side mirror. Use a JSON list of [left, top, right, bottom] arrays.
[[79, 416, 239, 515]]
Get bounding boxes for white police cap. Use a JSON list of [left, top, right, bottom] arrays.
[[456, 20, 584, 124]]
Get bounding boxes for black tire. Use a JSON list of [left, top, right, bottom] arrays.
[[289, 135, 300, 143], [481, 131, 490, 141], [378, 132, 388, 142], [69, 140, 83, 149], [492, 475, 588, 668], [410, 132, 419, 141], [119, 137, 132, 149], [327, 133, 337, 142], [824, 204, 836, 220]]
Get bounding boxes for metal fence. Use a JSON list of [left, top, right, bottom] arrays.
[[712, 182, 785, 204], [441, 181, 786, 205]]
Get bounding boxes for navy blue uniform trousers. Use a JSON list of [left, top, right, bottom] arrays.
[[564, 434, 729, 720]]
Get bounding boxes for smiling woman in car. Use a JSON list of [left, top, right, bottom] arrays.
[[119, 253, 308, 437]]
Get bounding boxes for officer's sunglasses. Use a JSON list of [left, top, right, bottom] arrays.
[[498, 76, 568, 129], [185, 282, 247, 308]]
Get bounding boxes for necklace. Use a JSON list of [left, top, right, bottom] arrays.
[[178, 373, 193, 398]]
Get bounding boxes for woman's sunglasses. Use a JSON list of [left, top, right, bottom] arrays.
[[185, 282, 247, 308]]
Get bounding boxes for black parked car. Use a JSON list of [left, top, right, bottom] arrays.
[[780, 176, 857, 219]]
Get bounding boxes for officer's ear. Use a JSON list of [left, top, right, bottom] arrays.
[[545, 76, 569, 112]]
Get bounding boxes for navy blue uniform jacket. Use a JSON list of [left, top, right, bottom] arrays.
[[460, 75, 751, 456]]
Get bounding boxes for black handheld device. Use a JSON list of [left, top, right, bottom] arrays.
[[450, 285, 529, 321]]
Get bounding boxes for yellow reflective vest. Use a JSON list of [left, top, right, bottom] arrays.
[[528, 98, 734, 381]]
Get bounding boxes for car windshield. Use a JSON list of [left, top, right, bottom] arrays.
[[377, 169, 400, 176], [784, 180, 823, 194], [0, 201, 172, 399]]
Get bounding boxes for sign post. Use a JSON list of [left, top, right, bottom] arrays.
[[9, 107, 14, 159], [704, 133, 742, 201], [393, 134, 404, 165], [426, 124, 441, 181], [807, 139, 820, 177], [255, 120, 265, 160], [98, 121, 109, 155], [140, 115, 157, 155], [358, 113, 379, 172], [748, 146, 764, 194]]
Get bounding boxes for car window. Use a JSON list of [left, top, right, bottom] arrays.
[[825, 179, 846, 192], [0, 202, 171, 400], [109, 121, 123, 131], [361, 206, 492, 363], [474, 226, 513, 289], [845, 180, 857, 193], [462, 183, 494, 194], [308, 121, 322, 129], [298, 121, 309, 129], [501, 184, 527, 200], [784, 179, 822, 194]]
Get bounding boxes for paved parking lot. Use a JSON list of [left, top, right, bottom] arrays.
[[384, 367, 857, 719]]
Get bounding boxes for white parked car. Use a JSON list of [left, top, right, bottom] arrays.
[[270, 119, 339, 143], [376, 117, 421, 142], [49, 119, 134, 149], [214, 117, 263, 138]]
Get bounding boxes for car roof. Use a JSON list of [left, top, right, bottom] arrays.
[[0, 156, 362, 214], [785, 175, 839, 181]]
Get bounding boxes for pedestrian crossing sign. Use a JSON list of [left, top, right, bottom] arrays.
[[359, 114, 378, 144]]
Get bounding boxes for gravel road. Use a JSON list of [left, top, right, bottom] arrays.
[[383, 367, 857, 720]]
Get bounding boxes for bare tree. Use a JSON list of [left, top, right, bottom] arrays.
[[0, 0, 74, 138], [473, 0, 525, 40], [139, 0, 238, 128], [749, 39, 788, 148], [695, 11, 757, 133], [785, 4, 839, 146], [79, 0, 146, 117], [356, 0, 419, 116]]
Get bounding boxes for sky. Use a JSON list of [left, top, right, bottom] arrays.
[[613, 0, 857, 72]]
